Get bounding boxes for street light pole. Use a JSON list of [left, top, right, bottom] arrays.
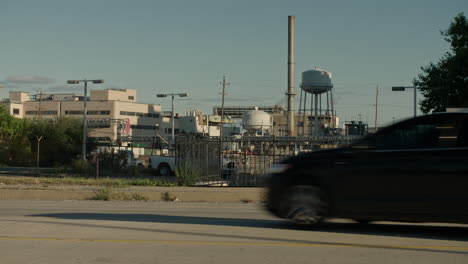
[[67, 79, 104, 161], [171, 94, 175, 144], [83, 80, 88, 161], [413, 85, 417, 118], [392, 86, 417, 118], [156, 93, 189, 145]]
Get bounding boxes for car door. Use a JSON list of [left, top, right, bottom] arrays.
[[327, 127, 413, 217], [429, 116, 468, 220], [329, 115, 465, 219]]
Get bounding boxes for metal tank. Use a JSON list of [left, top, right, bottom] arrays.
[[301, 68, 333, 94], [242, 107, 271, 135]]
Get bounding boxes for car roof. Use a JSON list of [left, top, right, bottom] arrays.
[[374, 112, 468, 135]]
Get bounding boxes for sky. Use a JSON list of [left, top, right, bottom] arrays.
[[1, 0, 467, 127]]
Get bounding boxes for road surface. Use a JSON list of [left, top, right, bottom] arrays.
[[1, 200, 467, 264]]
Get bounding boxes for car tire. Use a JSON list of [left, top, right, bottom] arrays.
[[156, 163, 172, 176], [279, 185, 328, 226]]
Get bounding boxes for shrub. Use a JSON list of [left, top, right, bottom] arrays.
[[161, 191, 177, 201], [175, 162, 200, 186], [92, 187, 149, 201], [92, 187, 113, 201]]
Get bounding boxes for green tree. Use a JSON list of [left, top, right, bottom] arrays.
[[0, 106, 92, 166], [414, 13, 468, 113], [28, 117, 85, 166], [0, 106, 33, 165]]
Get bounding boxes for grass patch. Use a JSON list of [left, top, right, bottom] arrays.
[[93, 187, 113, 201], [161, 191, 177, 201], [0, 176, 176, 187], [92, 187, 149, 201], [131, 193, 149, 201]]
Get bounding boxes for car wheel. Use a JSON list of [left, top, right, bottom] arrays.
[[157, 163, 172, 176], [280, 185, 328, 226]]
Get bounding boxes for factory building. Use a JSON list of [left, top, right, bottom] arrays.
[[1, 89, 223, 147]]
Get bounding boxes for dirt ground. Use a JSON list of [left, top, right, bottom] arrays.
[[0, 184, 266, 203]]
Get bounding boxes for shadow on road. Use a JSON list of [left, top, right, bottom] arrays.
[[30, 212, 468, 242]]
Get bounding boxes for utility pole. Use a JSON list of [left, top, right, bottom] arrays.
[[219, 75, 229, 179], [219, 75, 230, 139], [374, 85, 379, 132]]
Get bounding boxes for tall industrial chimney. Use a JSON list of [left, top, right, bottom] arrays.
[[287, 15, 296, 136]]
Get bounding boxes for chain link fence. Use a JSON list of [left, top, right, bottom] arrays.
[[175, 136, 362, 186]]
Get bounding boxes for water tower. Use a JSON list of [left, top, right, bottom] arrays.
[[299, 68, 334, 136]]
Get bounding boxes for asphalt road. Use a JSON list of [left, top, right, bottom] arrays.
[[1, 201, 467, 264]]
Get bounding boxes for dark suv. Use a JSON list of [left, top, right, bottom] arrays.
[[266, 112, 468, 226]]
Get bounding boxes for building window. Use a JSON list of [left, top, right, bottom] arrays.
[[65, 110, 84, 115], [100, 110, 110, 115], [25, 110, 58, 115], [87, 111, 99, 115], [13, 108, 20, 115], [120, 111, 159, 118], [88, 136, 111, 141], [42, 111, 58, 115], [130, 125, 156, 130], [128, 96, 135, 100]]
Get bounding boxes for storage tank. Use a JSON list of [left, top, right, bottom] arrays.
[[242, 107, 271, 135], [301, 68, 333, 94]]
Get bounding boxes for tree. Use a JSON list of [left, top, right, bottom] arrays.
[[0, 106, 33, 165], [414, 13, 468, 113], [28, 117, 86, 166]]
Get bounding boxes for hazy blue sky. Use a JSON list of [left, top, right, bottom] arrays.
[[1, 0, 467, 127]]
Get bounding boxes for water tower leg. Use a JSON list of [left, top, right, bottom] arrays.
[[326, 92, 330, 135], [310, 93, 314, 136], [330, 88, 335, 132], [314, 94, 319, 136], [298, 89, 303, 137], [302, 91, 307, 136], [319, 94, 322, 131], [319, 94, 322, 117]]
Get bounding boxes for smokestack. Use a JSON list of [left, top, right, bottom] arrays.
[[287, 15, 296, 136]]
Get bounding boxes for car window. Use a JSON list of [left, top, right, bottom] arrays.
[[374, 116, 460, 150]]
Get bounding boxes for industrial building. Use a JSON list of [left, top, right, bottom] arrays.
[[212, 105, 339, 137], [1, 89, 223, 147], [213, 105, 285, 119]]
